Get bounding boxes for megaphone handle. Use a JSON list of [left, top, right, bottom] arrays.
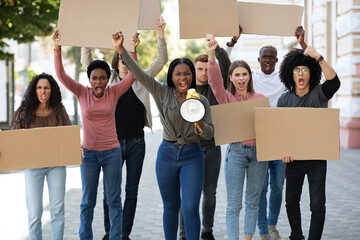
[[194, 123, 203, 135]]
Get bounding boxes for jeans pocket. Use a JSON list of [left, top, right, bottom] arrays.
[[133, 138, 145, 145]]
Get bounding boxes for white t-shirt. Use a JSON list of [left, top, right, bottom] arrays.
[[252, 69, 286, 107]]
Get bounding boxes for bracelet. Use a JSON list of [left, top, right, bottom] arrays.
[[316, 55, 324, 63]]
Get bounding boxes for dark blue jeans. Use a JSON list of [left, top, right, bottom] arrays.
[[156, 140, 204, 240], [103, 138, 145, 238], [79, 147, 122, 240], [179, 144, 221, 237], [285, 160, 326, 240]]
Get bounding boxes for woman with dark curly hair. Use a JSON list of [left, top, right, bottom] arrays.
[[11, 73, 71, 240], [278, 46, 340, 240]]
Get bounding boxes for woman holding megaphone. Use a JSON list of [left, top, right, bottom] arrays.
[[111, 31, 214, 240], [206, 36, 268, 240]]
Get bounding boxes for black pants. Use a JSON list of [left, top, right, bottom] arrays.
[[285, 160, 326, 240]]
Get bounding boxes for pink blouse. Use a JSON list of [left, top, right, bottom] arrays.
[[54, 49, 136, 151]]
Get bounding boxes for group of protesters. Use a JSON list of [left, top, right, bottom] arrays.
[[11, 15, 340, 240]]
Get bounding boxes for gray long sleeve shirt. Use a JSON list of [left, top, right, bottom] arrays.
[[120, 50, 214, 145]]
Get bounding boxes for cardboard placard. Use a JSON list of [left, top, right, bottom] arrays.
[[57, 0, 141, 50], [179, 0, 239, 39], [0, 126, 82, 171], [238, 2, 304, 36], [138, 0, 161, 30], [211, 98, 270, 146], [255, 108, 340, 161]]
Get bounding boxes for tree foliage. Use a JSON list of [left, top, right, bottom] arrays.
[[0, 0, 60, 60]]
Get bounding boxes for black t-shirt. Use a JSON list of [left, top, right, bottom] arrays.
[[115, 79, 145, 140], [277, 75, 340, 108]]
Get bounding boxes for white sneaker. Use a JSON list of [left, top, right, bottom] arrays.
[[268, 225, 282, 240]]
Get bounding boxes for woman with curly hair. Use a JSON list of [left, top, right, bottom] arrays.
[[278, 46, 340, 240], [206, 37, 268, 240], [11, 73, 71, 240]]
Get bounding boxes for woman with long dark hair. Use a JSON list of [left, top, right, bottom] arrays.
[[111, 31, 214, 240], [11, 73, 71, 240]]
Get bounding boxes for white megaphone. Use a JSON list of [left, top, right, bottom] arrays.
[[180, 89, 205, 134]]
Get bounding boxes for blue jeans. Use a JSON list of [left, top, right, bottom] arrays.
[[225, 143, 268, 239], [103, 138, 145, 238], [179, 144, 221, 237], [79, 147, 122, 240], [25, 166, 66, 240], [258, 160, 286, 235], [286, 160, 326, 240], [156, 140, 204, 240]]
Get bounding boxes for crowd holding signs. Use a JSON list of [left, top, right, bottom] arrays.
[[0, 1, 340, 240]]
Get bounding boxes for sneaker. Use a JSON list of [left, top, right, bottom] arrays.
[[260, 234, 271, 240], [102, 234, 109, 240], [268, 225, 282, 240], [201, 232, 215, 240]]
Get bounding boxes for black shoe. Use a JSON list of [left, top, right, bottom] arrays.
[[122, 236, 131, 240], [201, 232, 215, 240], [179, 237, 186, 240], [102, 234, 109, 240], [289, 235, 305, 240]]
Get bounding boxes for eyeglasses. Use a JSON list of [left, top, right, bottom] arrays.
[[293, 67, 309, 74]]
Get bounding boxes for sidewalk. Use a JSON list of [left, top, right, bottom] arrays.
[[0, 120, 359, 239]]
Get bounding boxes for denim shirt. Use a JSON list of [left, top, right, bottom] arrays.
[[120, 50, 214, 145]]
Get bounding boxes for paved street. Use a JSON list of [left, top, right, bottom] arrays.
[[1, 117, 360, 239]]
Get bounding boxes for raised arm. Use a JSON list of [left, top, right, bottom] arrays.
[[112, 31, 164, 96], [204, 35, 231, 89], [81, 47, 93, 69], [207, 38, 231, 104], [304, 46, 340, 99], [295, 26, 308, 50], [304, 46, 336, 80], [52, 30, 85, 97], [145, 16, 168, 77]]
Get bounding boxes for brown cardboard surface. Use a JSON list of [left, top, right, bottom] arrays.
[[238, 2, 304, 36], [255, 108, 340, 161], [0, 126, 82, 171], [138, 0, 161, 30], [57, 0, 141, 50], [179, 0, 239, 39], [211, 98, 269, 146]]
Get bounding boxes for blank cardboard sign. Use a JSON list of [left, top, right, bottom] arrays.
[[57, 0, 141, 50], [0, 126, 82, 171], [179, 0, 239, 39], [211, 98, 269, 146], [238, 2, 304, 36], [138, 0, 161, 30], [255, 108, 340, 161]]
